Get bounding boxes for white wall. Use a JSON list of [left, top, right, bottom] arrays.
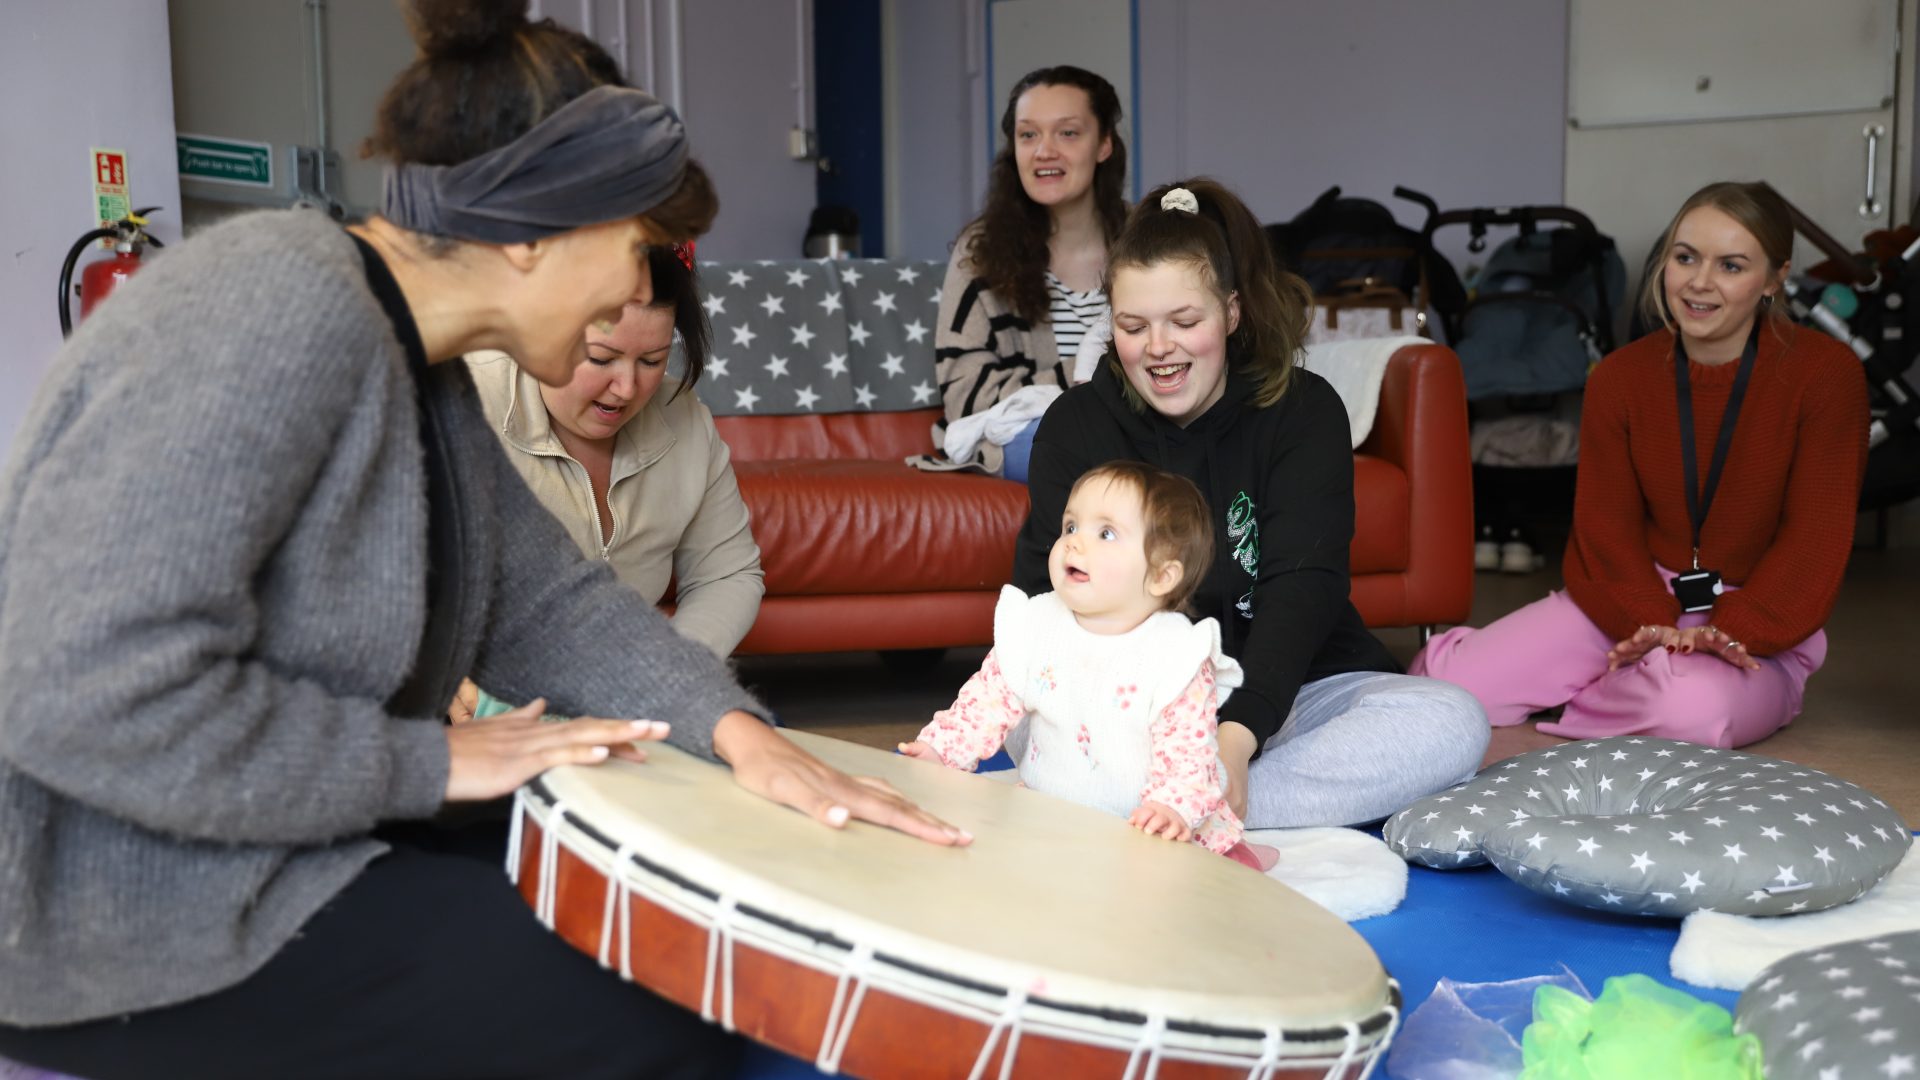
[[0, 1, 182, 453]]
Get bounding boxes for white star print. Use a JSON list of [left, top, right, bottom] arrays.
[[707, 356, 730, 380], [1630, 852, 1655, 872], [1598, 775, 1614, 791], [1799, 1038, 1826, 1060], [910, 380, 934, 404], [1762, 975, 1787, 991], [1825, 803, 1846, 815], [1610, 750, 1630, 761], [1813, 846, 1835, 866], [732, 386, 759, 411], [791, 323, 817, 348], [785, 267, 809, 287], [1788, 900, 1808, 912], [726, 269, 751, 288], [1466, 804, 1487, 816], [839, 265, 862, 285], [1653, 891, 1675, 902], [1723, 844, 1747, 863], [1551, 880, 1571, 895], [758, 293, 785, 317], [1453, 826, 1474, 843], [1746, 889, 1770, 903], [819, 291, 843, 314], [1525, 833, 1547, 850], [704, 293, 727, 316], [1823, 967, 1851, 979], [1820, 1066, 1842, 1080], [764, 355, 789, 379], [824, 352, 849, 377], [880, 352, 905, 378], [1525, 788, 1542, 799], [1846, 833, 1867, 850], [1770, 990, 1799, 1010], [930, 287, 941, 304], [1637, 768, 1656, 781], [1855, 1006, 1885, 1023], [903, 319, 928, 343], [1737, 804, 1760, 813], [1704, 816, 1728, 827], [1882, 1052, 1915, 1077], [848, 322, 872, 346], [1663, 777, 1684, 790], [1681, 759, 1700, 768], [1795, 813, 1819, 826], [1534, 767, 1551, 776], [1613, 822, 1637, 834], [873, 291, 897, 314], [731, 324, 757, 348], [1420, 811, 1440, 823], [1869, 1029, 1898, 1046], [1883, 958, 1910, 970], [1773, 865, 1799, 887], [895, 264, 921, 284], [1577, 837, 1601, 856], [1669, 830, 1693, 845], [853, 384, 876, 408], [1759, 826, 1784, 841], [1541, 750, 1558, 758], [1563, 785, 1582, 801], [1600, 892, 1623, 905], [1572, 757, 1588, 769], [794, 386, 820, 410], [1840, 986, 1869, 1000], [1681, 871, 1706, 893], [1654, 748, 1674, 757]]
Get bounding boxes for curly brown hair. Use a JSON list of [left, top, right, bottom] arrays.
[[964, 66, 1128, 326], [1105, 178, 1314, 410], [365, 0, 716, 243]]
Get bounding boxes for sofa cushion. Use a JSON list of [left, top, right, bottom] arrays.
[[1351, 454, 1409, 575], [735, 460, 1028, 595], [715, 409, 939, 463]]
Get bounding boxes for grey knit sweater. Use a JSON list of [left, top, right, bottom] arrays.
[[0, 209, 764, 1026]]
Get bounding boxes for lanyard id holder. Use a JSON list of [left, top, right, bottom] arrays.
[[1670, 323, 1758, 616]]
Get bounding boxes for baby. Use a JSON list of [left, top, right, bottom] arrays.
[[902, 460, 1268, 867]]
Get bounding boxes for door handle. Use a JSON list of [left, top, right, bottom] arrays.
[[1861, 124, 1886, 218]]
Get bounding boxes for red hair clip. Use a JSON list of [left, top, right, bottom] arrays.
[[671, 241, 696, 271]]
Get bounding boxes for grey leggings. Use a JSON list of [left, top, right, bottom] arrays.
[[1244, 670, 1489, 829]]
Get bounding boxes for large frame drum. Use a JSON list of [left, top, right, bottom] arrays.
[[510, 730, 1399, 1078]]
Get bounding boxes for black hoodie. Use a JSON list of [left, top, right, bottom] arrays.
[[1014, 359, 1399, 753]]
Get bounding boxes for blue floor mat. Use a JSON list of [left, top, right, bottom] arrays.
[[736, 846, 1736, 1079]]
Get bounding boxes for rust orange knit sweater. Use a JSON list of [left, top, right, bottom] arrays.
[[1563, 324, 1869, 655]]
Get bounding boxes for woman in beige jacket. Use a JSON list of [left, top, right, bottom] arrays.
[[466, 244, 764, 661]]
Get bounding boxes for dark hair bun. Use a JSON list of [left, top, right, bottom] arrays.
[[405, 0, 528, 58]]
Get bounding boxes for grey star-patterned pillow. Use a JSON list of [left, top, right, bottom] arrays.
[[691, 258, 945, 417], [1383, 737, 1912, 916], [1734, 931, 1920, 1080]]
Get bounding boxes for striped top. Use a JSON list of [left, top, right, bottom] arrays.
[[1046, 271, 1109, 360]]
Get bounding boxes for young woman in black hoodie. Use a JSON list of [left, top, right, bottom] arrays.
[[1014, 179, 1489, 828]]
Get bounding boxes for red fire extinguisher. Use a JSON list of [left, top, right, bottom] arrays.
[[59, 207, 165, 337]]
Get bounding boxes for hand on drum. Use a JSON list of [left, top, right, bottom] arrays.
[[715, 712, 973, 847], [445, 697, 671, 802], [1127, 801, 1192, 843]]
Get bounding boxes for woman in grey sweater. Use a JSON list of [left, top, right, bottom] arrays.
[[0, 4, 961, 1078]]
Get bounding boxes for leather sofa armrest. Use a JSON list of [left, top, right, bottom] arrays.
[[1358, 344, 1474, 627]]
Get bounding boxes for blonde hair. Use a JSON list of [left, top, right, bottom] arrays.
[[1069, 461, 1214, 615]]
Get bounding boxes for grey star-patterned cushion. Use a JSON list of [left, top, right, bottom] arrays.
[[1733, 931, 1920, 1080], [690, 258, 946, 417], [1383, 737, 1912, 916]]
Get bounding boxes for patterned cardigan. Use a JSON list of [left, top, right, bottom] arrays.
[[931, 226, 1065, 475]]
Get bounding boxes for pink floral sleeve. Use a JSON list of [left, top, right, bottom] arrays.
[[914, 649, 1027, 771], [1140, 660, 1244, 854]]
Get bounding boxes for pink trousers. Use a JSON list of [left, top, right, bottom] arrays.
[[1410, 568, 1826, 749]]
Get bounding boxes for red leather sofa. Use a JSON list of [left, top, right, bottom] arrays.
[[712, 342, 1472, 656]]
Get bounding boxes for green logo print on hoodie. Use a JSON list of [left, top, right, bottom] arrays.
[[1227, 491, 1258, 618]]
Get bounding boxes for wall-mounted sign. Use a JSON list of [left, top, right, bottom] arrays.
[[177, 133, 274, 188]]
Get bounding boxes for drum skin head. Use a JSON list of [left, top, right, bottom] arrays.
[[532, 729, 1393, 1034]]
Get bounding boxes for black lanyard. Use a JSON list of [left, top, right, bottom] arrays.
[[1672, 322, 1760, 569]]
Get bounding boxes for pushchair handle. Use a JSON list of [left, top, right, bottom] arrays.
[[1759, 182, 1879, 289], [1392, 186, 1441, 224]]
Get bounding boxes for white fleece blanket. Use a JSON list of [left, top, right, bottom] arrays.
[[1670, 844, 1920, 991], [941, 385, 1062, 466], [1247, 827, 1408, 922], [1298, 335, 1425, 448]]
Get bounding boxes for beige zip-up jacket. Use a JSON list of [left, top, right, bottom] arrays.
[[465, 351, 764, 657]]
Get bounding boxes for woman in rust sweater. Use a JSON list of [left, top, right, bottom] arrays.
[[1413, 181, 1869, 748]]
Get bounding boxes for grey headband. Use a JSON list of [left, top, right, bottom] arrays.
[[383, 85, 689, 244]]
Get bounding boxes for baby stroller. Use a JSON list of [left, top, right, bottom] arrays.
[[1266, 186, 1468, 342], [1418, 204, 1628, 571], [1769, 183, 1920, 545]]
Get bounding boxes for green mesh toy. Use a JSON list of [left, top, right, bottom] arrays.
[[1521, 974, 1762, 1079]]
